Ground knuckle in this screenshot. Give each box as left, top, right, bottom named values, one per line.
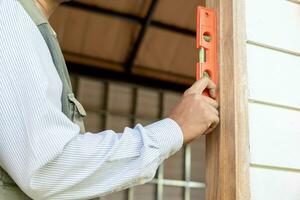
left=201, top=76, right=209, bottom=82
left=203, top=107, right=211, bottom=118
left=212, top=99, right=218, bottom=105
left=195, top=93, right=203, bottom=101
left=213, top=117, right=220, bottom=126
left=191, top=93, right=201, bottom=101
left=184, top=89, right=191, bottom=96
left=199, top=102, right=208, bottom=112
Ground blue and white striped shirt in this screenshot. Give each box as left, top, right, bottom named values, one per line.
left=0, top=0, right=183, bottom=199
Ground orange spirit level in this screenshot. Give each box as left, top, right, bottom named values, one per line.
left=196, top=6, right=218, bottom=97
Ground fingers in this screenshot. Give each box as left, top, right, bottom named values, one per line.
left=184, top=77, right=217, bottom=98
left=204, top=126, right=215, bottom=135
left=211, top=115, right=219, bottom=130
left=203, top=103, right=219, bottom=135
left=207, top=104, right=219, bottom=116
left=204, top=115, right=219, bottom=135
left=203, top=96, right=219, bottom=109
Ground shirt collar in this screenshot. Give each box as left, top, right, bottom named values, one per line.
left=19, top=0, right=48, bottom=26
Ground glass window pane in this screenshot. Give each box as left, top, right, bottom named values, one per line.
left=163, top=186, right=183, bottom=200
left=67, top=75, right=207, bottom=200
left=136, top=88, right=160, bottom=119
left=101, top=190, right=127, bottom=200
left=77, top=77, right=105, bottom=110
left=107, top=83, right=133, bottom=115
left=191, top=188, right=205, bottom=200
left=135, top=118, right=156, bottom=127
left=190, top=136, right=205, bottom=182
left=162, top=92, right=181, bottom=118
left=105, top=114, right=131, bottom=132
left=134, top=183, right=156, bottom=200
left=164, top=149, right=184, bottom=180
left=84, top=112, right=103, bottom=133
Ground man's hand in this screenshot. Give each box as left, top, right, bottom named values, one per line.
left=169, top=77, right=219, bottom=143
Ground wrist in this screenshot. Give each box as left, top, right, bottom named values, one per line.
left=168, top=116, right=189, bottom=144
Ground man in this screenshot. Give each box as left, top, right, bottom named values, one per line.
left=0, top=0, right=219, bottom=199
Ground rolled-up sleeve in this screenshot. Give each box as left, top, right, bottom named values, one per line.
left=0, top=1, right=183, bottom=199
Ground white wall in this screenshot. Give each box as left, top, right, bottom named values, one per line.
left=245, top=0, right=300, bottom=199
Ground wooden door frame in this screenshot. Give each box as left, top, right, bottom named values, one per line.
left=205, top=0, right=250, bottom=199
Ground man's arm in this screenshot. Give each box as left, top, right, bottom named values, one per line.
left=0, top=1, right=218, bottom=199
left=0, top=1, right=183, bottom=199
left=29, top=120, right=182, bottom=199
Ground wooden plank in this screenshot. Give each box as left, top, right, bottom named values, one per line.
left=249, top=102, right=300, bottom=169
left=250, top=167, right=300, bottom=200
left=247, top=44, right=300, bottom=109
left=205, top=0, right=250, bottom=199
left=246, top=0, right=300, bottom=54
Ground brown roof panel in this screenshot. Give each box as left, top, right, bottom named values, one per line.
left=50, top=1, right=200, bottom=86
left=153, top=0, right=205, bottom=30
left=81, top=12, right=140, bottom=63
left=75, top=0, right=151, bottom=17
left=135, top=27, right=196, bottom=77
left=51, top=6, right=141, bottom=63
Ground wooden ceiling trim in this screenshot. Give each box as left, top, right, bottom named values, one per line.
left=64, top=51, right=194, bottom=87
left=64, top=51, right=124, bottom=72
left=64, top=1, right=196, bottom=36
left=132, top=66, right=194, bottom=86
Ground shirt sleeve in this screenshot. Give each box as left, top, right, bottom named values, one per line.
left=30, top=119, right=183, bottom=200
left=0, top=1, right=183, bottom=200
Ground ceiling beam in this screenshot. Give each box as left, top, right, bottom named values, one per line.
left=124, top=0, right=158, bottom=72
left=64, top=1, right=196, bottom=36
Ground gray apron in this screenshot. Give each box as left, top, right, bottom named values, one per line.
left=0, top=0, right=87, bottom=199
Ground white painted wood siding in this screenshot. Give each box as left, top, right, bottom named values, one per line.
left=249, top=102, right=300, bottom=169
left=250, top=167, right=300, bottom=200
left=246, top=0, right=300, bottom=54
left=245, top=0, right=300, bottom=199
left=247, top=44, right=300, bottom=109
